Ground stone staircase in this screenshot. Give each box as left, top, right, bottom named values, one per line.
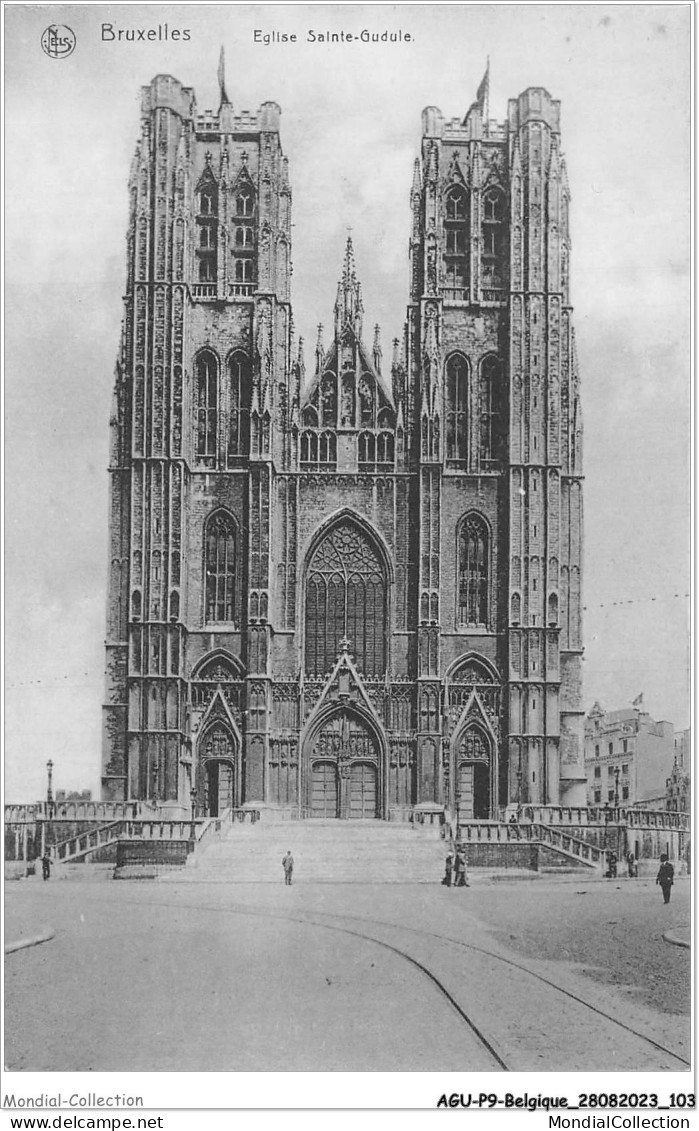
left=176, top=819, right=448, bottom=884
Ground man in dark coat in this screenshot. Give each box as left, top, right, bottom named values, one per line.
left=282, top=850, right=294, bottom=886
left=454, top=848, right=469, bottom=887
left=656, top=854, right=674, bottom=904
left=41, top=852, right=51, bottom=881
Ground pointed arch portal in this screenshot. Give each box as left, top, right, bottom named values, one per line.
left=454, top=725, right=492, bottom=820
left=196, top=723, right=239, bottom=817
left=304, top=708, right=383, bottom=819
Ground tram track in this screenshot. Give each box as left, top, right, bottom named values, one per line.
left=94, top=890, right=689, bottom=1071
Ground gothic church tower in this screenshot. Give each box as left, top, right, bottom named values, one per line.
left=102, top=68, right=584, bottom=817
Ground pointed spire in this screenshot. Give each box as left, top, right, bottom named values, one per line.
left=334, top=237, right=364, bottom=336
left=342, top=235, right=356, bottom=285
left=297, top=336, right=306, bottom=380
left=315, top=324, right=325, bottom=374
left=217, top=46, right=231, bottom=108
left=392, top=337, right=400, bottom=369
left=372, top=325, right=382, bottom=373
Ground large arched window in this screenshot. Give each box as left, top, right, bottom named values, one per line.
left=228, top=352, right=252, bottom=458
left=305, top=521, right=387, bottom=676
left=479, top=354, right=501, bottom=465
left=196, top=351, right=218, bottom=460
left=205, top=512, right=236, bottom=623
left=457, top=514, right=490, bottom=626
left=445, top=353, right=469, bottom=463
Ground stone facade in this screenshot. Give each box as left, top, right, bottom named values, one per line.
left=101, top=72, right=585, bottom=819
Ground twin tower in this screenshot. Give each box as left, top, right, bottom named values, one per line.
left=102, top=70, right=585, bottom=821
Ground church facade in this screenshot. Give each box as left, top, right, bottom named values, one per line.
left=101, top=70, right=585, bottom=820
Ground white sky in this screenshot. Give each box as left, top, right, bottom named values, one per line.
left=4, top=3, right=691, bottom=802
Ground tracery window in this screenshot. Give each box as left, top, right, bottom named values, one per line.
left=444, top=186, right=469, bottom=298
left=228, top=352, right=252, bottom=458
left=235, top=226, right=254, bottom=248
left=205, top=512, right=236, bottom=623
left=301, top=431, right=337, bottom=469
left=457, top=514, right=490, bottom=626
left=236, top=189, right=254, bottom=217
left=235, top=258, right=254, bottom=283
left=321, top=373, right=338, bottom=426
left=479, top=355, right=501, bottom=464
left=196, top=351, right=218, bottom=460
left=196, top=183, right=218, bottom=285
left=199, top=187, right=217, bottom=216
left=481, top=188, right=507, bottom=287
left=445, top=353, right=469, bottom=463
left=305, top=521, right=387, bottom=676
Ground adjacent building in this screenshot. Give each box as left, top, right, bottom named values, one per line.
left=584, top=701, right=677, bottom=810
left=101, top=67, right=585, bottom=819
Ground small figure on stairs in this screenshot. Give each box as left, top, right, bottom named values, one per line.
left=282, top=850, right=294, bottom=886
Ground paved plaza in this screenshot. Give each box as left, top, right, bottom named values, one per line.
left=4, top=873, right=690, bottom=1072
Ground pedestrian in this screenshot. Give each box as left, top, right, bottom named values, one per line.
left=626, top=851, right=636, bottom=878
left=606, top=851, right=617, bottom=879
left=508, top=813, right=521, bottom=840
left=454, top=847, right=469, bottom=887
left=282, top=850, right=294, bottom=886
left=41, top=852, right=51, bottom=881
left=442, top=851, right=453, bottom=886
left=656, top=854, right=674, bottom=904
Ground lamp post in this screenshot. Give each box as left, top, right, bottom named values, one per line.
left=44, top=759, right=54, bottom=859
left=614, top=766, right=622, bottom=859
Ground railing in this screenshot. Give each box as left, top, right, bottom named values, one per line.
left=481, top=288, right=507, bottom=304
left=5, top=801, right=155, bottom=823
left=228, top=283, right=254, bottom=298
left=53, top=821, right=123, bottom=863
left=531, top=823, right=603, bottom=868
left=51, top=818, right=211, bottom=863
left=456, top=820, right=602, bottom=868
left=191, top=283, right=217, bottom=298
left=441, top=287, right=469, bottom=303
left=519, top=804, right=689, bottom=832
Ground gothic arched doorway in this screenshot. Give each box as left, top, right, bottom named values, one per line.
left=454, top=726, right=491, bottom=820
left=305, top=709, right=382, bottom=819
left=197, top=724, right=237, bottom=817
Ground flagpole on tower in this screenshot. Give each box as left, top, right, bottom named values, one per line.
left=485, top=56, right=490, bottom=124
left=218, top=45, right=230, bottom=109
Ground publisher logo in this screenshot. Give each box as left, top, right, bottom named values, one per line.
left=41, top=25, right=76, bottom=59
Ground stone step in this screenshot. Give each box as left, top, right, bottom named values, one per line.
left=190, top=820, right=447, bottom=882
